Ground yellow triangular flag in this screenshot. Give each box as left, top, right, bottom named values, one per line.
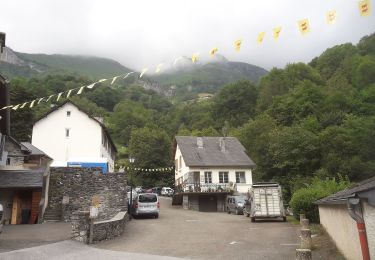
left=37, top=98, right=44, bottom=104
left=192, top=53, right=199, bottom=63
left=77, top=86, right=84, bottom=95
left=139, top=68, right=148, bottom=78
left=46, top=95, right=54, bottom=102
left=209, top=47, right=218, bottom=57
left=111, top=76, right=119, bottom=85
left=29, top=100, right=36, bottom=108
left=257, top=32, right=266, bottom=44
left=66, top=89, right=73, bottom=98
left=87, top=83, right=96, bottom=89
left=234, top=40, right=242, bottom=52
left=97, top=79, right=107, bottom=83
left=12, top=104, right=20, bottom=110
left=123, top=72, right=134, bottom=79
left=359, top=0, right=371, bottom=16
left=155, top=63, right=163, bottom=73
left=273, top=27, right=282, bottom=40
left=298, top=19, right=311, bottom=35
left=20, top=102, right=28, bottom=109
left=326, top=10, right=337, bottom=24
left=56, top=92, right=63, bottom=102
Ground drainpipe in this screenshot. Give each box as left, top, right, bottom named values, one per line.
left=347, top=198, right=370, bottom=260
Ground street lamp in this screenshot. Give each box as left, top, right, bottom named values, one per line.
left=128, top=156, right=135, bottom=220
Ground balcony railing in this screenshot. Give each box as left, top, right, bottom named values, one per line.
left=176, top=183, right=232, bottom=193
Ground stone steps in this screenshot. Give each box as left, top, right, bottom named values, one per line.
left=43, top=208, right=62, bottom=221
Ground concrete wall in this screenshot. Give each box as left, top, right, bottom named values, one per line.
left=318, top=204, right=362, bottom=260
left=363, top=201, right=375, bottom=259
left=47, top=167, right=127, bottom=222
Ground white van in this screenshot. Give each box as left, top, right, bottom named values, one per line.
left=132, top=193, right=160, bottom=218
left=161, top=187, right=173, bottom=196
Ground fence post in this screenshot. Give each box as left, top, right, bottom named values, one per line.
left=296, top=249, right=312, bottom=260
left=300, top=228, right=313, bottom=250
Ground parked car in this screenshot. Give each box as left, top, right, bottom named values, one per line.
left=135, top=186, right=144, bottom=193
left=161, top=187, right=174, bottom=196
left=152, top=187, right=162, bottom=195
left=247, top=182, right=286, bottom=222
left=132, top=193, right=160, bottom=218
left=226, top=195, right=246, bottom=215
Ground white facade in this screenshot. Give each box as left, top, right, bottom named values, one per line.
left=174, top=144, right=253, bottom=194
left=32, top=102, right=115, bottom=172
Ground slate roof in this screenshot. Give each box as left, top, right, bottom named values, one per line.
left=175, top=136, right=256, bottom=168
left=315, top=176, right=375, bottom=205
left=21, top=142, right=51, bottom=158
left=0, top=168, right=45, bottom=188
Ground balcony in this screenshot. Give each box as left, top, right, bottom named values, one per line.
left=176, top=183, right=232, bottom=193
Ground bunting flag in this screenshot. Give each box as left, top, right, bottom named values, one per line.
left=326, top=10, right=337, bottom=24
left=12, top=104, right=20, bottom=110
left=191, top=53, right=199, bottom=63
left=139, top=68, right=148, bottom=78
left=273, top=27, right=282, bottom=40
left=46, top=95, right=54, bottom=102
left=359, top=0, right=371, bottom=16
left=209, top=47, right=218, bottom=57
left=97, top=79, right=107, bottom=83
left=123, top=72, right=134, bottom=79
left=29, top=100, right=36, bottom=108
left=111, top=76, right=119, bottom=85
left=298, top=19, right=311, bottom=35
left=155, top=63, right=163, bottom=73
left=20, top=102, right=28, bottom=109
left=37, top=97, right=44, bottom=104
left=56, top=92, right=63, bottom=102
left=77, top=86, right=85, bottom=95
left=66, top=89, right=73, bottom=98
left=234, top=39, right=242, bottom=52
left=87, top=83, right=96, bottom=89
left=257, top=32, right=266, bottom=44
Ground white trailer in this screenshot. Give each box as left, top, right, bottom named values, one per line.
left=247, top=182, right=286, bottom=222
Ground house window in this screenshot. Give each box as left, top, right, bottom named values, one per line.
left=236, top=172, right=246, bottom=183
left=65, top=128, right=70, bottom=138
left=219, top=172, right=229, bottom=183
left=67, top=111, right=71, bottom=117
left=204, top=171, right=212, bottom=183
left=6, top=157, right=11, bottom=165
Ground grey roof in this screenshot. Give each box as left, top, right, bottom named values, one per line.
left=315, top=176, right=375, bottom=205
left=175, top=136, right=256, bottom=168
left=0, top=169, right=45, bottom=188
left=21, top=142, right=51, bottom=158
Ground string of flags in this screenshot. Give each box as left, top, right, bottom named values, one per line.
left=0, top=0, right=371, bottom=112
left=116, top=165, right=174, bottom=172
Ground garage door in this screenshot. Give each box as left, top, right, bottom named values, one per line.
left=199, top=195, right=217, bottom=212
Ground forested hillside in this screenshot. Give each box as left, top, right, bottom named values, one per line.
left=5, top=33, right=375, bottom=196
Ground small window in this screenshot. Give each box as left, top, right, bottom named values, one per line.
left=65, top=128, right=70, bottom=137
left=219, top=172, right=229, bottom=183
left=236, top=172, right=246, bottom=183
left=67, top=111, right=71, bottom=117
left=6, top=158, right=11, bottom=165
left=204, top=171, right=212, bottom=183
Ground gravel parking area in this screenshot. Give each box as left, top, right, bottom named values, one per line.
left=97, top=197, right=300, bottom=259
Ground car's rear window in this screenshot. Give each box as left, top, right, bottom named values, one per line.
left=138, top=194, right=157, bottom=203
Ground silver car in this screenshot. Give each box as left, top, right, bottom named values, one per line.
left=226, top=195, right=246, bottom=215
left=132, top=193, right=160, bottom=218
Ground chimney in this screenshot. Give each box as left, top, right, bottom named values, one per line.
left=197, top=137, right=203, bottom=149
left=0, top=32, right=10, bottom=136
left=219, top=137, right=226, bottom=152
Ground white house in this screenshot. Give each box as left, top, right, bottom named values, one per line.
left=174, top=136, right=256, bottom=212
left=32, top=101, right=116, bottom=173
left=316, top=177, right=375, bottom=260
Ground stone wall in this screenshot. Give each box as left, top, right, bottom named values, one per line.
left=93, top=212, right=127, bottom=242
left=48, top=167, right=127, bottom=222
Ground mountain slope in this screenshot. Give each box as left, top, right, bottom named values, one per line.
left=0, top=47, right=131, bottom=79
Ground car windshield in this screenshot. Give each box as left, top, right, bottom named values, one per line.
left=138, top=194, right=157, bottom=203
left=237, top=197, right=246, bottom=203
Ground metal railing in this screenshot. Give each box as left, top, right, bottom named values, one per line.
left=176, top=183, right=232, bottom=193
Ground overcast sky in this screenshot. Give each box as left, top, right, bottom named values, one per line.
left=1, top=0, right=375, bottom=71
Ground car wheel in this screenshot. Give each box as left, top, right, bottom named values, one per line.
left=227, top=207, right=231, bottom=214
left=251, top=217, right=255, bottom=222
left=155, top=214, right=159, bottom=219
left=246, top=213, right=250, bottom=217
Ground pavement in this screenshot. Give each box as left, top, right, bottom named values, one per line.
left=96, top=197, right=300, bottom=259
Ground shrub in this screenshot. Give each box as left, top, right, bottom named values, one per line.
left=290, top=175, right=350, bottom=223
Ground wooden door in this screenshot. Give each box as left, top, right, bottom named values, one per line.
left=11, top=194, right=21, bottom=224
left=30, top=190, right=41, bottom=224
